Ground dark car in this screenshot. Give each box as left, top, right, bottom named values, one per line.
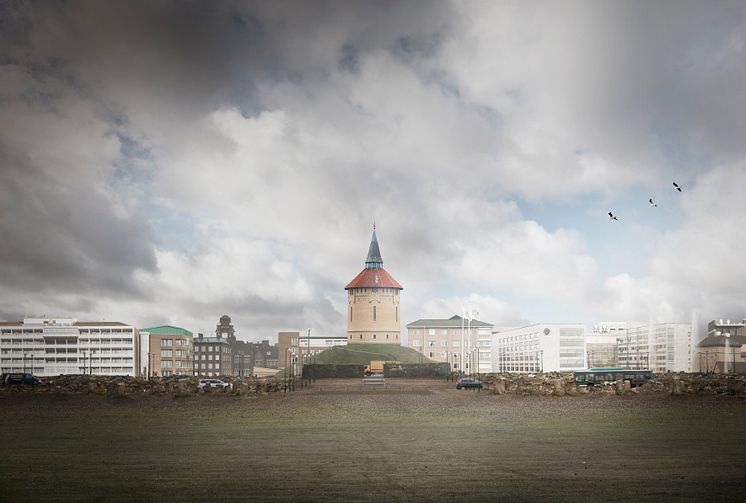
left=456, top=378, right=483, bottom=390
left=1, top=373, right=42, bottom=385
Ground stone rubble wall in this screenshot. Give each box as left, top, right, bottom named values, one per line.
left=480, top=372, right=746, bottom=396
left=0, top=376, right=282, bottom=397
left=1, top=373, right=744, bottom=397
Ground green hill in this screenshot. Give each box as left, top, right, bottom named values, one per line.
left=313, top=344, right=431, bottom=365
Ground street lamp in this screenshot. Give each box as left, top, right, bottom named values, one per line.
left=539, top=350, right=544, bottom=373
left=716, top=331, right=732, bottom=374
left=147, top=352, right=154, bottom=379
left=473, top=346, right=479, bottom=379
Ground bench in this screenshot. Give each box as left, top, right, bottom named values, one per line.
left=362, top=377, right=386, bottom=387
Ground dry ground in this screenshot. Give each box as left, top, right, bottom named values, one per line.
left=1, top=379, right=744, bottom=502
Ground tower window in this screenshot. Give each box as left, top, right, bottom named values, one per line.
left=372, top=288, right=377, bottom=293
left=349, top=307, right=352, bottom=322
left=373, top=334, right=376, bottom=339
left=360, top=334, right=363, bottom=339
left=373, top=306, right=376, bottom=321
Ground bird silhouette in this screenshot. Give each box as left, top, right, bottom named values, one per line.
left=608, top=212, right=618, bottom=221
left=673, top=182, right=682, bottom=192
left=649, top=198, right=657, bottom=207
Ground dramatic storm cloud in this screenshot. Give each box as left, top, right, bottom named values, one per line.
left=2, top=0, right=745, bottom=339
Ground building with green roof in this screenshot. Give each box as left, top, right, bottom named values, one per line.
left=140, top=325, right=194, bottom=377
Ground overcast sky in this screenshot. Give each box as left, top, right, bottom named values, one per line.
left=2, top=1, right=746, bottom=341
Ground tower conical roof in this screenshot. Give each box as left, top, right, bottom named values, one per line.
left=345, top=226, right=402, bottom=290
left=365, top=229, right=383, bottom=268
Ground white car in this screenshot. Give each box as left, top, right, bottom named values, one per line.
left=198, top=378, right=232, bottom=390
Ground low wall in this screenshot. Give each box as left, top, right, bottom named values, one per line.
left=480, top=372, right=746, bottom=396
left=0, top=375, right=282, bottom=397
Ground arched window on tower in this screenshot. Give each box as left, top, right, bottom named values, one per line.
left=349, top=307, right=352, bottom=322
left=373, top=306, right=376, bottom=321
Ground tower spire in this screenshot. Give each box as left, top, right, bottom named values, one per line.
left=365, top=226, right=383, bottom=269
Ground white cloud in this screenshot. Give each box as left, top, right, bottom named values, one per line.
left=3, top=1, right=746, bottom=340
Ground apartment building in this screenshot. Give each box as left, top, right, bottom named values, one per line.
left=193, top=333, right=233, bottom=377
left=406, top=315, right=494, bottom=372
left=0, top=317, right=138, bottom=376
left=140, top=325, right=194, bottom=377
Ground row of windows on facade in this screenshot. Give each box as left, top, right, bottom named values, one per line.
left=2, top=348, right=132, bottom=355
left=409, top=329, right=479, bottom=336
left=422, top=351, right=491, bottom=358
left=194, top=354, right=225, bottom=361
left=412, top=340, right=490, bottom=348
left=194, top=363, right=222, bottom=370
left=193, top=345, right=231, bottom=353
left=0, top=366, right=135, bottom=373
left=1, top=357, right=134, bottom=364
left=159, top=360, right=189, bottom=368
left=0, top=328, right=134, bottom=334
left=347, top=333, right=399, bottom=340
left=159, top=350, right=190, bottom=357
left=159, top=339, right=191, bottom=347
left=349, top=306, right=399, bottom=322
left=1, top=338, right=133, bottom=345
left=351, top=288, right=399, bottom=294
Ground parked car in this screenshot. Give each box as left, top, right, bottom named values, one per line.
left=197, top=378, right=232, bottom=390
left=1, top=373, right=41, bottom=385
left=456, top=378, right=483, bottom=390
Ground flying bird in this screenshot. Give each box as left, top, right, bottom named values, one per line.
left=649, top=198, right=657, bottom=207
left=673, top=182, right=682, bottom=192
left=608, top=212, right=618, bottom=221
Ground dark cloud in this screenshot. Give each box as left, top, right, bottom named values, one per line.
left=0, top=134, right=157, bottom=295
left=3, top=0, right=746, bottom=337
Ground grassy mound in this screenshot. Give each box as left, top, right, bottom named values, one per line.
left=313, top=344, right=431, bottom=365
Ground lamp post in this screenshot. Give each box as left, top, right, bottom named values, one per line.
left=460, top=314, right=465, bottom=377
left=473, top=346, right=479, bottom=379
left=539, top=350, right=544, bottom=373
left=284, top=349, right=289, bottom=393
left=445, top=351, right=450, bottom=381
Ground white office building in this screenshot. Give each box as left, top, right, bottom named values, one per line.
left=615, top=322, right=692, bottom=372
left=493, top=324, right=586, bottom=373
left=0, top=318, right=139, bottom=376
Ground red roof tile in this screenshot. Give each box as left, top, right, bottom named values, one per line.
left=345, top=268, right=403, bottom=290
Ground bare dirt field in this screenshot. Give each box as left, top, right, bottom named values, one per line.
left=1, top=379, right=744, bottom=502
